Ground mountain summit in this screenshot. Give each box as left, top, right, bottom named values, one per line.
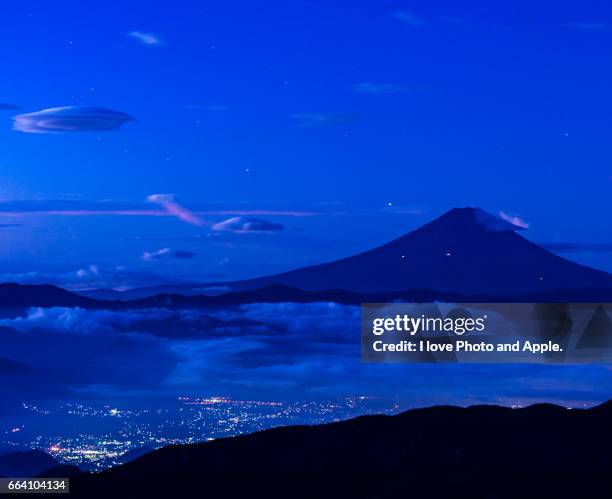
left=226, top=207, right=612, bottom=295
left=439, top=207, right=527, bottom=232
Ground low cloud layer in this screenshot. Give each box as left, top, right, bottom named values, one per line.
left=0, top=303, right=360, bottom=397
left=212, top=216, right=284, bottom=233
left=13, top=106, right=134, bottom=133
left=1, top=303, right=610, bottom=411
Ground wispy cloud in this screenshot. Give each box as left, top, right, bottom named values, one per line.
left=212, top=217, right=284, bottom=233
left=0, top=199, right=316, bottom=219
left=290, top=113, right=365, bottom=127
left=392, top=10, right=428, bottom=27
left=354, top=83, right=412, bottom=95
left=13, top=106, right=133, bottom=134
left=141, top=248, right=197, bottom=262
left=498, top=211, right=530, bottom=229
left=147, top=194, right=206, bottom=227
left=127, top=31, right=163, bottom=45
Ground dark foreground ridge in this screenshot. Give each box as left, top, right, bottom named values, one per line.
left=71, top=400, right=612, bottom=499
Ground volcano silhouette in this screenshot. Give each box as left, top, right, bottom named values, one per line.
left=225, top=207, right=612, bottom=295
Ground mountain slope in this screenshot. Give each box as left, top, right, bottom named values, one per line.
left=223, top=207, right=612, bottom=294
left=72, top=400, right=612, bottom=498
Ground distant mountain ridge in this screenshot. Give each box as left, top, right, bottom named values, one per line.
left=79, top=207, right=612, bottom=299
left=1, top=208, right=612, bottom=307
left=71, top=400, right=612, bottom=498
left=0, top=283, right=97, bottom=309
left=1, top=282, right=612, bottom=313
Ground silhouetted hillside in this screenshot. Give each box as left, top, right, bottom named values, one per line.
left=2, top=282, right=612, bottom=315
left=79, top=446, right=155, bottom=472
left=37, top=464, right=82, bottom=478
left=71, top=400, right=612, bottom=498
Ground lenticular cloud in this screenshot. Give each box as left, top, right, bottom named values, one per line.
left=13, top=106, right=134, bottom=133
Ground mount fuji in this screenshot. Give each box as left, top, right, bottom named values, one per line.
left=219, top=207, right=612, bottom=296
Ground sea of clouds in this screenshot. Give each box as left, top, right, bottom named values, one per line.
left=1, top=303, right=611, bottom=411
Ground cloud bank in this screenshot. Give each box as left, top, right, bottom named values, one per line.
left=13, top=106, right=134, bottom=133
left=2, top=303, right=610, bottom=409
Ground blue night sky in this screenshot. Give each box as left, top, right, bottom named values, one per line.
left=0, top=0, right=611, bottom=289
